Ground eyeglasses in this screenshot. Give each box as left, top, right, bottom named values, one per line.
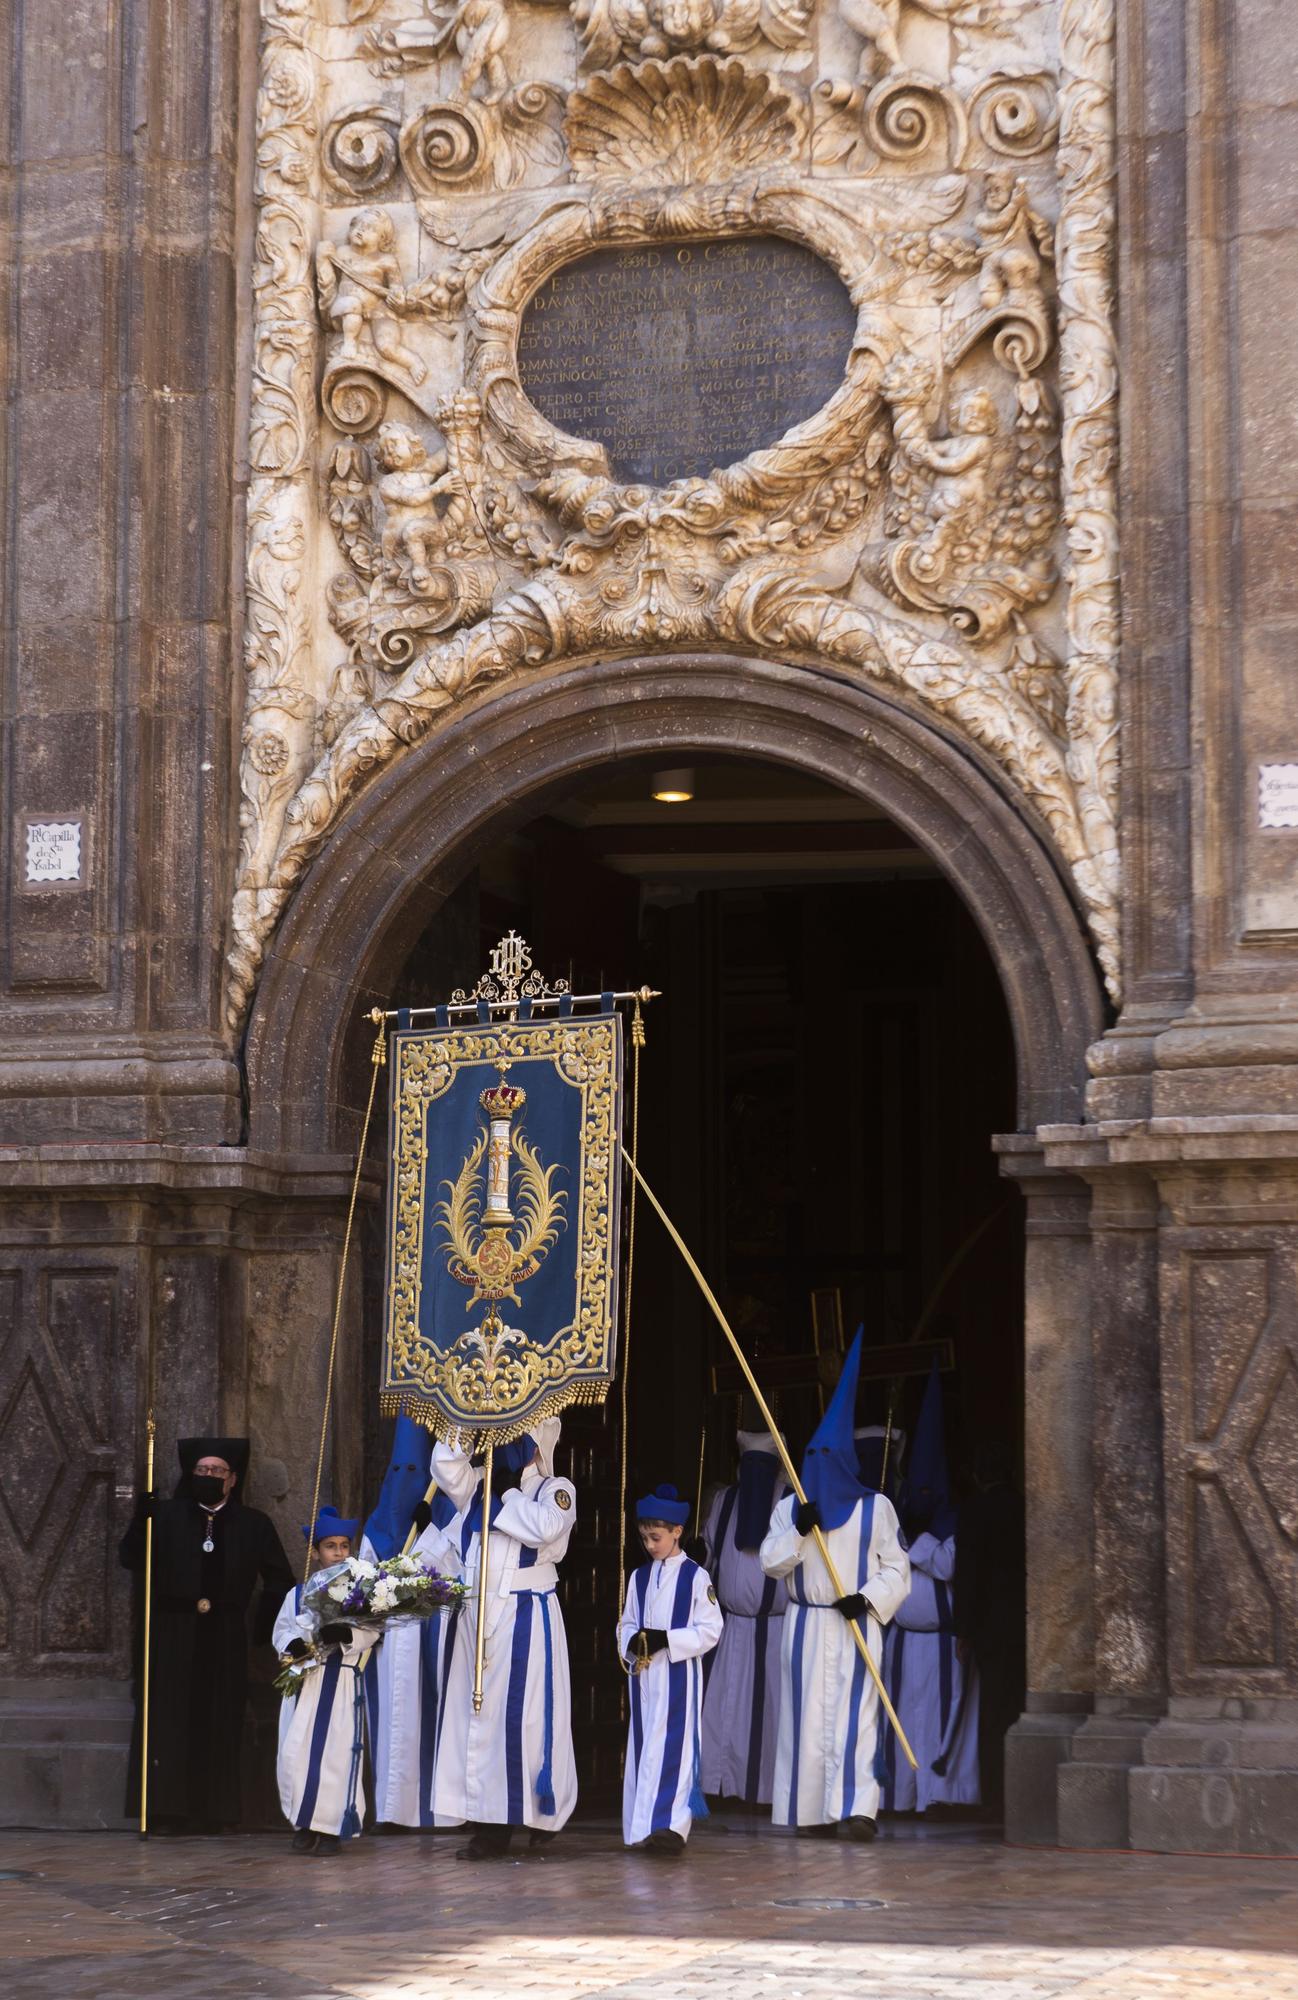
left=195, top=1462, right=231, bottom=1477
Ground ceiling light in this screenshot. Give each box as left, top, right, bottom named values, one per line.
left=651, top=766, right=695, bottom=804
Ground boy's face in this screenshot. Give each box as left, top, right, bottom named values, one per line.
left=316, top=1534, right=351, bottom=1565
left=638, top=1520, right=682, bottom=1561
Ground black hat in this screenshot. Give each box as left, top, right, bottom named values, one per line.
left=178, top=1437, right=250, bottom=1488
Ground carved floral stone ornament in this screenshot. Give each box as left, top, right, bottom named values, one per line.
left=230, top=0, right=1118, bottom=1027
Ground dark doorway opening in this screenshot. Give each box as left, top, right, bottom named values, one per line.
left=382, top=753, right=1022, bottom=1807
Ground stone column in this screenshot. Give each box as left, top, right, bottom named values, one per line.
left=997, top=1140, right=1096, bottom=1843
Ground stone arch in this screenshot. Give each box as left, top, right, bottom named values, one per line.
left=245, top=652, right=1105, bottom=1153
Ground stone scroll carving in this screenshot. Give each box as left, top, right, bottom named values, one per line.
left=230, top=0, right=1119, bottom=1028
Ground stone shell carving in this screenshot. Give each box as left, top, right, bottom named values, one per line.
left=566, top=58, right=806, bottom=181
left=229, top=0, right=1120, bottom=1028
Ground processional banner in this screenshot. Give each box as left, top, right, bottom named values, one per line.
left=381, top=1010, right=623, bottom=1445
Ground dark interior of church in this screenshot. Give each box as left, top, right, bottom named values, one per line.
left=370, top=753, right=1023, bottom=1804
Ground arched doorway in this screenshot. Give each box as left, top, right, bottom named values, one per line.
left=245, top=651, right=1105, bottom=1820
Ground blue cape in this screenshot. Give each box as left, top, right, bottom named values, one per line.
left=800, top=1326, right=872, bottom=1530
left=363, top=1412, right=432, bottom=1561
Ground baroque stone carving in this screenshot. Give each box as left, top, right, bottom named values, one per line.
left=228, top=0, right=1121, bottom=1029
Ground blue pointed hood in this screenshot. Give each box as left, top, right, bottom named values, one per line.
left=906, top=1358, right=955, bottom=1538
left=800, top=1326, right=871, bottom=1530
left=363, top=1412, right=433, bottom=1560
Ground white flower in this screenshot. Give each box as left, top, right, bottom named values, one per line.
left=370, top=1578, right=398, bottom=1613
left=328, top=1577, right=350, bottom=1601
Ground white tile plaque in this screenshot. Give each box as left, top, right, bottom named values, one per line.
left=1258, top=765, right=1298, bottom=830
left=24, top=819, right=83, bottom=884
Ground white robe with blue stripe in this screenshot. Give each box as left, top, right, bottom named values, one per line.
left=431, top=1443, right=578, bottom=1833
left=881, top=1531, right=980, bottom=1812
left=619, top=1553, right=724, bottom=1845
left=760, top=1492, right=910, bottom=1827
left=366, top=1517, right=465, bottom=1827
left=273, top=1586, right=377, bottom=1838
left=700, top=1479, right=788, bottom=1804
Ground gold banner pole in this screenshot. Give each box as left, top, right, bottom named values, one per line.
left=139, top=1408, right=156, bottom=1838
left=472, top=1442, right=494, bottom=1714
left=624, top=1148, right=917, bottom=1771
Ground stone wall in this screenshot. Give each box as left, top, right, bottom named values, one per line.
left=1, top=0, right=1297, bottom=1852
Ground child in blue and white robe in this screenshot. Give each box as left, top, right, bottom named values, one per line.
left=619, top=1484, right=724, bottom=1854
left=273, top=1507, right=377, bottom=1856
left=431, top=1419, right=578, bottom=1858
left=760, top=1330, right=911, bottom=1840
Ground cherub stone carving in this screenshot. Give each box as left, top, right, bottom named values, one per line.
left=366, top=0, right=511, bottom=100
left=838, top=0, right=1037, bottom=82
left=891, top=376, right=1002, bottom=570
left=374, top=421, right=466, bottom=593
left=975, top=170, right=1054, bottom=312
left=864, top=352, right=1058, bottom=646
left=316, top=209, right=427, bottom=383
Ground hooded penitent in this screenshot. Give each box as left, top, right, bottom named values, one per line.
left=735, top=1429, right=783, bottom=1551
left=798, top=1325, right=872, bottom=1531
left=854, top=1425, right=906, bottom=1505
left=905, top=1359, right=956, bottom=1539
left=364, top=1412, right=449, bottom=1559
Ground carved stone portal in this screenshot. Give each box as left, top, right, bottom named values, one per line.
left=233, top=0, right=1118, bottom=1028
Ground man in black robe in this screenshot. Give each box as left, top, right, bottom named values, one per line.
left=120, top=1435, right=294, bottom=1833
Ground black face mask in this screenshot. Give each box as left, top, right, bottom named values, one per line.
left=193, top=1475, right=227, bottom=1508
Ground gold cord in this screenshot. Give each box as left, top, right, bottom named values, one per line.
left=615, top=998, right=644, bottom=1681
left=303, top=1013, right=387, bottom=1587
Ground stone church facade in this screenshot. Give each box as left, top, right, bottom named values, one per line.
left=1, top=0, right=1296, bottom=1851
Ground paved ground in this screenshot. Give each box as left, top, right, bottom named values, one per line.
left=4, top=1817, right=1298, bottom=2000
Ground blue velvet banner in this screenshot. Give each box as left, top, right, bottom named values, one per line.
left=381, top=1012, right=623, bottom=1444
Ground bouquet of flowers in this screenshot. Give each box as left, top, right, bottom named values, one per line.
left=275, top=1553, right=466, bottom=1697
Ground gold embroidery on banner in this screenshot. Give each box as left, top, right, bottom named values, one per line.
left=385, top=1017, right=619, bottom=1439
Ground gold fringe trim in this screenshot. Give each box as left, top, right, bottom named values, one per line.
left=379, top=1378, right=610, bottom=1453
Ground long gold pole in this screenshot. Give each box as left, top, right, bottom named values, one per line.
left=472, top=1442, right=494, bottom=1714
left=694, top=1424, right=707, bottom=1539
left=623, top=1149, right=917, bottom=1770
left=139, top=1408, right=156, bottom=1838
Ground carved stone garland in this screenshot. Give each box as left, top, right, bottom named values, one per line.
left=228, top=0, right=1120, bottom=1031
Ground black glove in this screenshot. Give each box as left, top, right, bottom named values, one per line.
left=794, top=1499, right=822, bottom=1536
left=411, top=1499, right=432, bottom=1534
left=684, top=1536, right=707, bottom=1566
left=834, top=1592, right=868, bottom=1622
left=318, top=1622, right=353, bottom=1647
left=284, top=1637, right=311, bottom=1661
left=135, top=1491, right=158, bottom=1521
left=635, top=1628, right=669, bottom=1658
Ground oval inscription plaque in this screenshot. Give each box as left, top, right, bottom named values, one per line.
left=516, top=236, right=858, bottom=487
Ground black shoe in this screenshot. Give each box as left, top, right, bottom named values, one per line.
left=313, top=1834, right=342, bottom=1857
left=528, top=1829, right=557, bottom=1849
left=645, top=1829, right=685, bottom=1855
left=838, top=1815, right=877, bottom=1843
left=456, top=1827, right=512, bottom=1860
left=291, top=1829, right=318, bottom=1854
